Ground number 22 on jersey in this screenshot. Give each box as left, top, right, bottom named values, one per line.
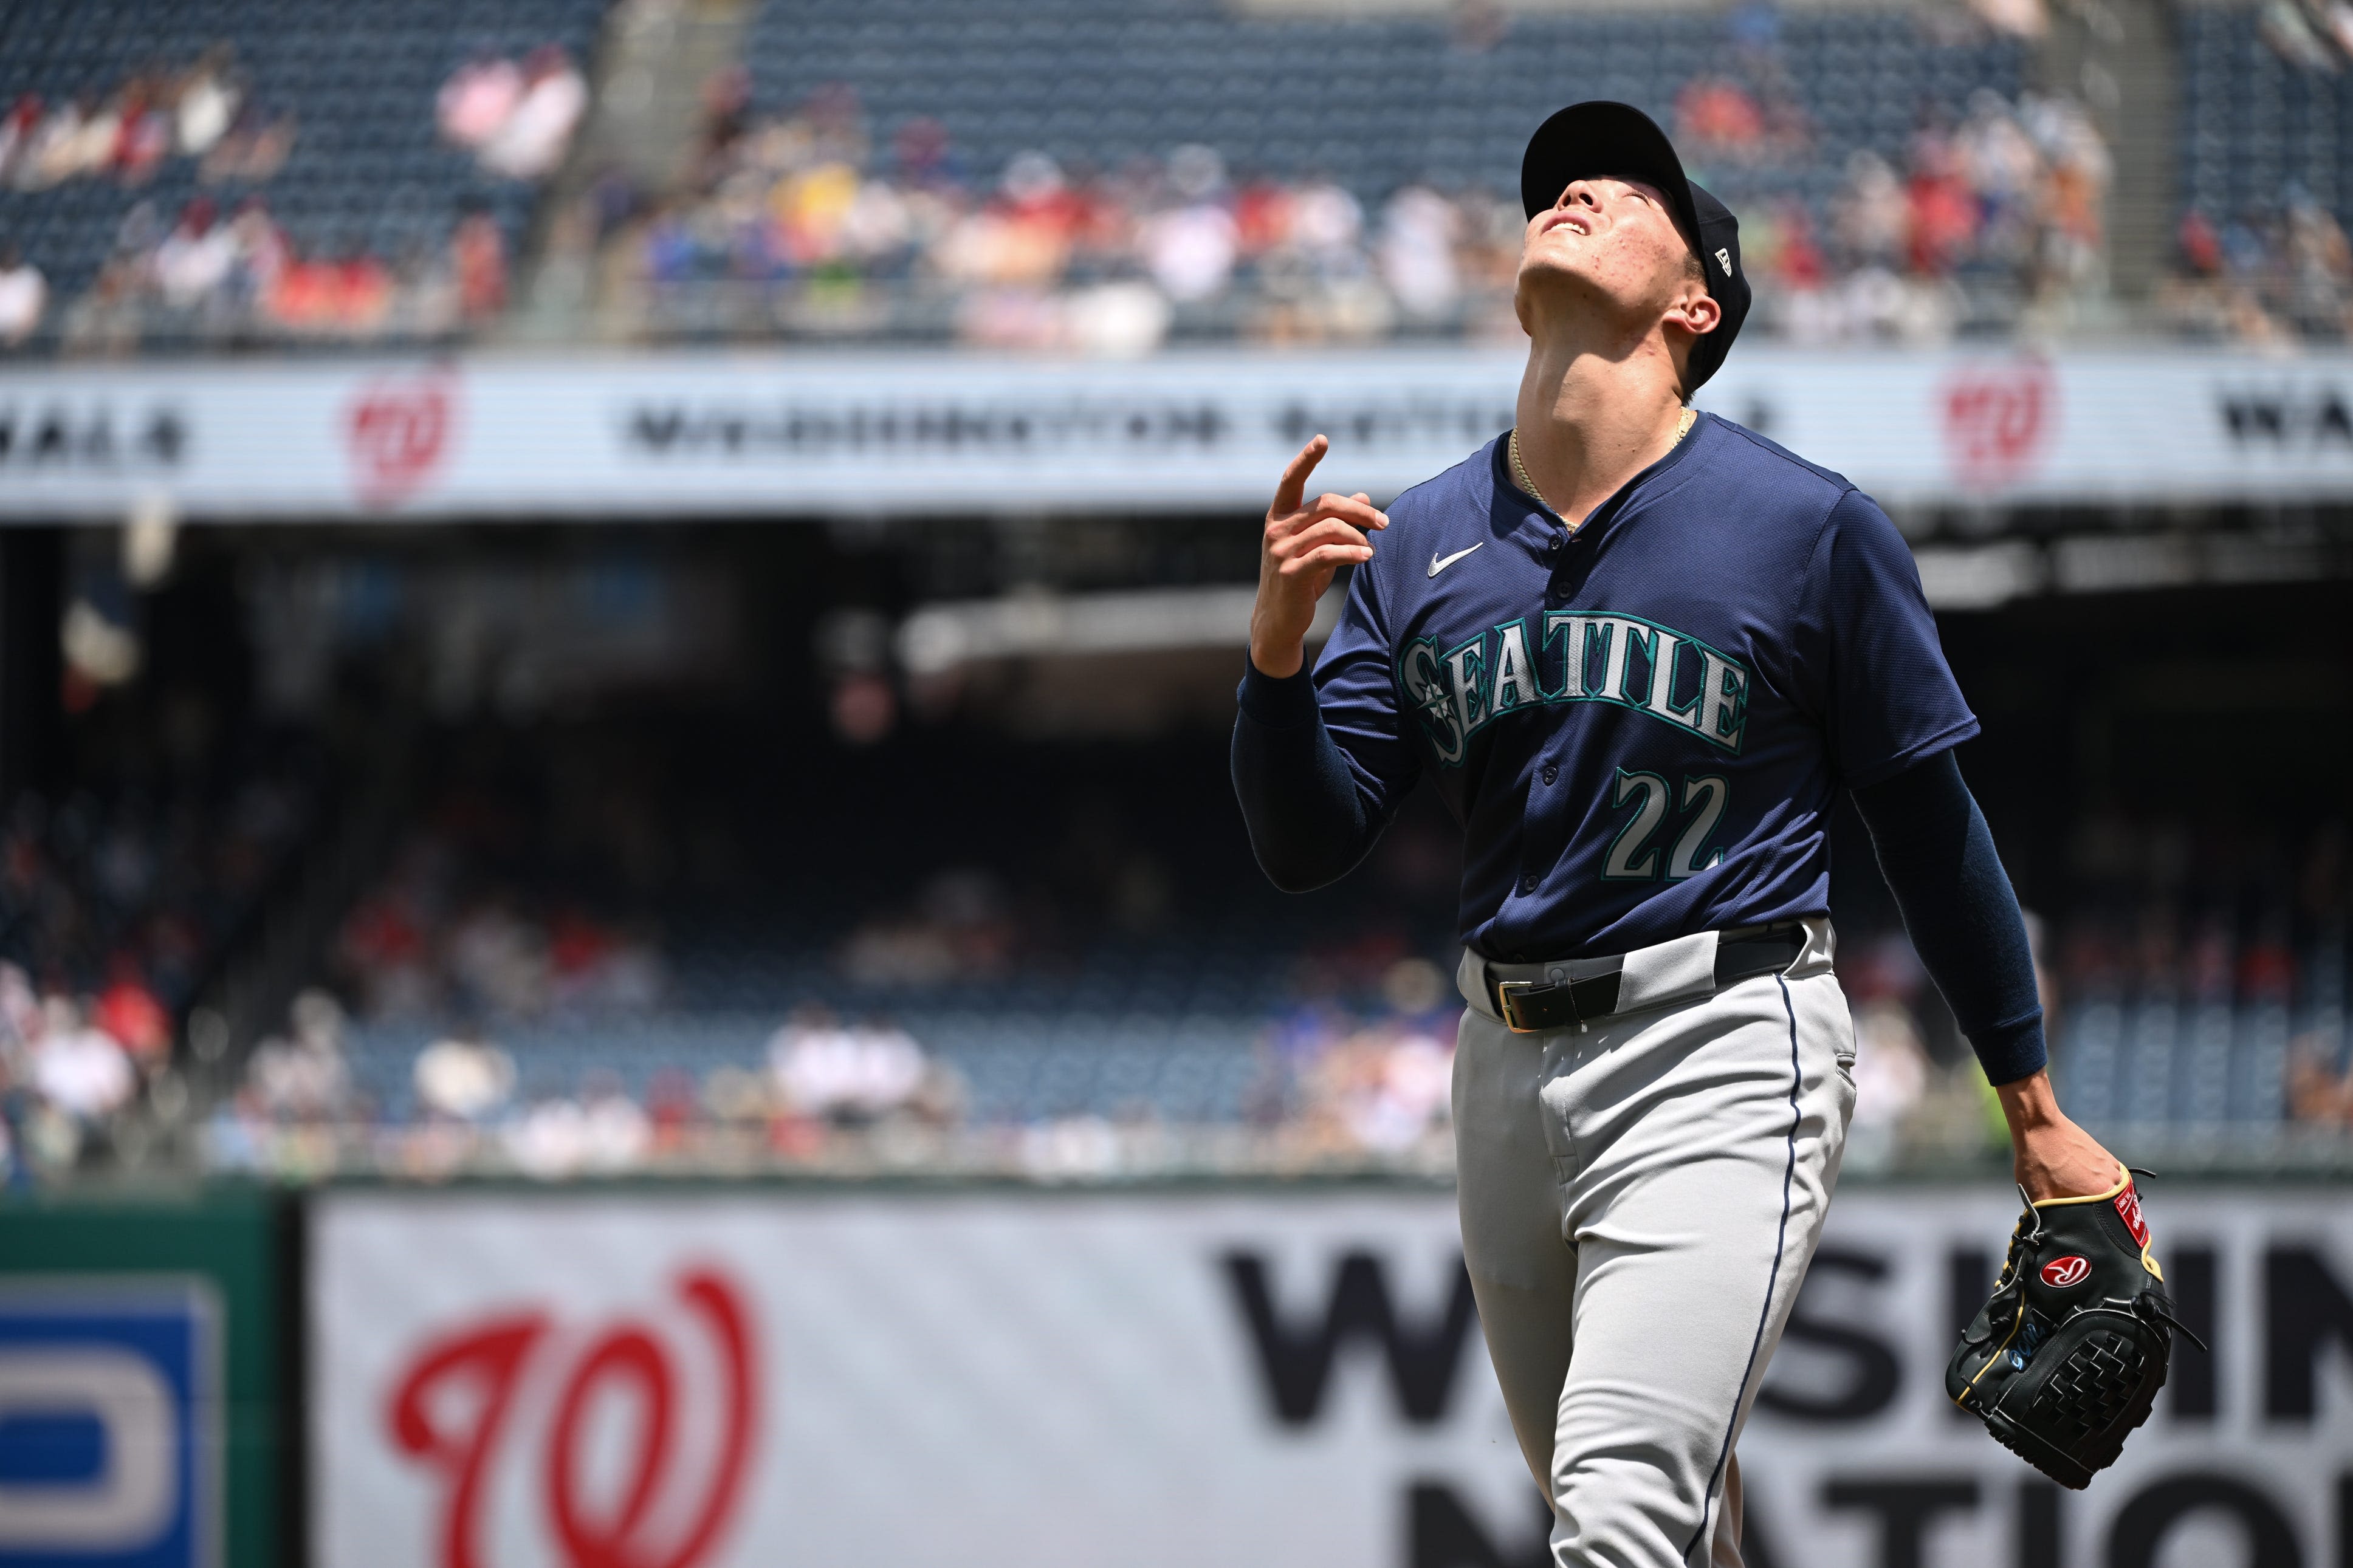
left=1602, top=771, right=1730, bottom=882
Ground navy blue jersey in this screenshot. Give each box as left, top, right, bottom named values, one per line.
left=1305, top=413, right=1976, bottom=962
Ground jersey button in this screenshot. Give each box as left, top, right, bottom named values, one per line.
left=1541, top=764, right=1559, bottom=785
left=1519, top=873, right=1539, bottom=894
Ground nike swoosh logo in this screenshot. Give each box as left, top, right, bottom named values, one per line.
left=1428, top=543, right=1483, bottom=578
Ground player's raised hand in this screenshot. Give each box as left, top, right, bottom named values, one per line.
left=1249, top=435, right=1387, bottom=678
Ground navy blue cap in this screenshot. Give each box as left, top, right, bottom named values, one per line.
left=1520, top=100, right=1749, bottom=391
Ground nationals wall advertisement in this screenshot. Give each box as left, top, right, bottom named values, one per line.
left=309, top=1185, right=2352, bottom=1568
left=9, top=348, right=2353, bottom=519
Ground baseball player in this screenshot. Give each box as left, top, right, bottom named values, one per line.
left=1232, top=101, right=2127, bottom=1566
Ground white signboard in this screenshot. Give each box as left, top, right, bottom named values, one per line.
left=311, top=1185, right=2351, bottom=1568
left=6, top=348, right=2353, bottom=518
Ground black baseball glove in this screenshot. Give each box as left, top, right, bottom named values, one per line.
left=1945, top=1168, right=2204, bottom=1490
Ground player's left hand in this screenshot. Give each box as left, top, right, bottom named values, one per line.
left=1996, top=1069, right=2121, bottom=1201
left=1945, top=1159, right=2194, bottom=1490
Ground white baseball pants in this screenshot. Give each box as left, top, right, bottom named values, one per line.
left=1451, top=917, right=1855, bottom=1568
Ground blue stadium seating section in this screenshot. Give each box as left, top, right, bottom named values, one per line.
left=2180, top=4, right=2353, bottom=228
left=2054, top=934, right=2347, bottom=1131
left=332, top=914, right=2352, bottom=1132
left=0, top=0, right=2046, bottom=349
left=343, top=919, right=1330, bottom=1125
left=349, top=1011, right=1274, bottom=1126
left=2058, top=996, right=2295, bottom=1128
left=0, top=0, right=609, bottom=346
left=745, top=0, right=2025, bottom=232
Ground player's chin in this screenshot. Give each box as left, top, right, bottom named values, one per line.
left=1513, top=255, right=1607, bottom=311
left=1518, top=234, right=1586, bottom=276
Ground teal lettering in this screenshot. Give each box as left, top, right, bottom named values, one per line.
left=1593, top=617, right=1647, bottom=702
left=1542, top=612, right=1591, bottom=699
left=1491, top=622, right=1536, bottom=715
left=1405, top=612, right=1750, bottom=767
left=1443, top=637, right=1488, bottom=739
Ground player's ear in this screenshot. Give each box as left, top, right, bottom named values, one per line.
left=1671, top=289, right=1722, bottom=340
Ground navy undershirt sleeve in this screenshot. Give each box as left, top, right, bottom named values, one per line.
left=1232, top=556, right=1421, bottom=894
left=1231, top=661, right=1380, bottom=892
left=1849, top=749, right=2049, bottom=1085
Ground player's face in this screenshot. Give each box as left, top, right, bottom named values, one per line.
left=1516, top=176, right=1714, bottom=347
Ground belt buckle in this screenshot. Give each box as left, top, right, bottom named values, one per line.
left=1494, top=979, right=1570, bottom=1035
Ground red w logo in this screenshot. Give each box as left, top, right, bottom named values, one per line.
left=1941, top=357, right=2055, bottom=492
left=346, top=373, right=457, bottom=507
left=386, top=1268, right=760, bottom=1568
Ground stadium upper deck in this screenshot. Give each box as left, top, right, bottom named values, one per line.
left=0, top=0, right=2346, bottom=354
left=0, top=0, right=603, bottom=351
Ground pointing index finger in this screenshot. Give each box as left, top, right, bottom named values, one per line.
left=1271, top=435, right=1328, bottom=518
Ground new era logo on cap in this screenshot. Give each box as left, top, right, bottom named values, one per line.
left=1716, top=248, right=1733, bottom=277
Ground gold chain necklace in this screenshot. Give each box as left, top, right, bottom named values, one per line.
left=1511, top=406, right=1697, bottom=520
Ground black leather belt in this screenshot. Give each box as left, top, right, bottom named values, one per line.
left=1488, top=921, right=1807, bottom=1035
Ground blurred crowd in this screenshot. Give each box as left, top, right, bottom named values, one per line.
left=1, top=41, right=582, bottom=349
left=1249, top=953, right=1459, bottom=1164
left=0, top=960, right=174, bottom=1182
left=2252, top=0, right=2353, bottom=75
left=2160, top=198, right=2353, bottom=345
left=70, top=18, right=2353, bottom=352
left=2053, top=813, right=2352, bottom=1132
left=207, top=794, right=687, bottom=1180
left=0, top=763, right=319, bottom=1180
left=53, top=193, right=511, bottom=351
left=435, top=45, right=587, bottom=183
left=9, top=693, right=2347, bottom=1184
left=1749, top=89, right=2111, bottom=343
left=335, top=830, right=667, bottom=1021
left=2047, top=815, right=2343, bottom=999
left=205, top=980, right=1460, bottom=1184
left=36, top=7, right=2353, bottom=351
left=554, top=74, right=1525, bottom=352
left=29, top=794, right=2353, bottom=1184
left=552, top=74, right=2111, bottom=352
left=199, top=926, right=2022, bottom=1183
left=207, top=978, right=977, bottom=1183
left=2154, top=0, right=2353, bottom=344
left=0, top=47, right=288, bottom=194
left=183, top=814, right=1996, bottom=1183
left=0, top=42, right=301, bottom=347
left=0, top=775, right=315, bottom=1016
left=180, top=786, right=2353, bottom=1182
left=0, top=244, right=45, bottom=345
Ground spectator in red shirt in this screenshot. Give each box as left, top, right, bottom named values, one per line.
left=1905, top=137, right=1977, bottom=276
left=2178, top=208, right=2224, bottom=277
left=95, top=960, right=170, bottom=1066
left=1675, top=77, right=1766, bottom=159
left=452, top=202, right=507, bottom=323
